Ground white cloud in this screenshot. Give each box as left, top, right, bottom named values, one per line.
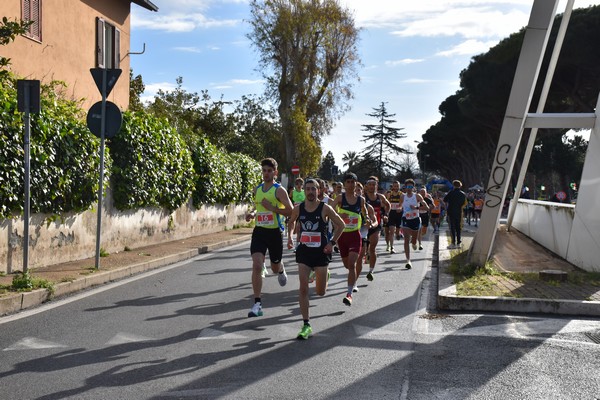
left=385, top=58, right=425, bottom=67
left=390, top=8, right=529, bottom=39
left=436, top=39, right=500, bottom=57
left=173, top=46, right=203, bottom=53
left=142, top=82, right=180, bottom=101
left=132, top=12, right=240, bottom=32
left=209, top=78, right=263, bottom=90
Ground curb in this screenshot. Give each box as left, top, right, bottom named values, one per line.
left=436, top=239, right=600, bottom=317
left=0, top=235, right=251, bottom=317
left=438, top=287, right=600, bottom=317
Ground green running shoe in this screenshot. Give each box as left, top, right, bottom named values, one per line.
left=297, top=324, right=312, bottom=340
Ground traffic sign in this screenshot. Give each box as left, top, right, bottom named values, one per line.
left=556, top=191, right=567, bottom=201
left=90, top=68, right=122, bottom=97
left=86, top=101, right=122, bottom=139
left=291, top=165, right=300, bottom=174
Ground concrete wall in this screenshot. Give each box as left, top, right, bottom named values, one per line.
left=0, top=189, right=249, bottom=273
left=1, top=0, right=132, bottom=110
left=513, top=199, right=599, bottom=273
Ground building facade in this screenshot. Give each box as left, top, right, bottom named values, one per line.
left=1, top=0, right=157, bottom=109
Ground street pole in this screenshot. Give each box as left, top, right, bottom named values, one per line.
left=94, top=68, right=107, bottom=270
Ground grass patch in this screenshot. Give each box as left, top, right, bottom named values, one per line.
left=567, top=271, right=600, bottom=286
left=448, top=249, right=600, bottom=299
left=10, top=271, right=54, bottom=294
left=99, top=248, right=109, bottom=257
left=80, top=266, right=97, bottom=275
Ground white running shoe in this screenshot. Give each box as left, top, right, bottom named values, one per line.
left=278, top=264, right=288, bottom=286
left=412, top=243, right=417, bottom=251
left=248, top=302, right=263, bottom=317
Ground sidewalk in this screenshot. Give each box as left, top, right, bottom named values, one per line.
left=0, top=228, right=253, bottom=316
left=437, top=223, right=600, bottom=317
left=2, top=224, right=599, bottom=317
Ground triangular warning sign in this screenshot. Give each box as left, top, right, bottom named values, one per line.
left=90, top=68, right=122, bottom=97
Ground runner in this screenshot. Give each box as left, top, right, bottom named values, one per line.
left=354, top=182, right=377, bottom=293
left=329, top=173, right=370, bottom=306
left=245, top=158, right=294, bottom=318
left=287, top=179, right=345, bottom=339
left=473, top=195, right=484, bottom=227
left=291, top=177, right=306, bottom=205
left=401, top=179, right=429, bottom=269
left=417, top=187, right=433, bottom=250
left=386, top=181, right=403, bottom=253
left=444, top=180, right=467, bottom=249
left=363, top=177, right=391, bottom=281
left=430, top=192, right=444, bottom=233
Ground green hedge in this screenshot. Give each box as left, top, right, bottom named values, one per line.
left=109, top=111, right=196, bottom=211
left=0, top=77, right=260, bottom=219
left=192, top=139, right=261, bottom=206
left=0, top=79, right=103, bottom=218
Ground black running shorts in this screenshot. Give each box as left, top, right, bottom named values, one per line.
left=250, top=227, right=283, bottom=264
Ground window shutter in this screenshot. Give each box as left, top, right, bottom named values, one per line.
left=22, top=0, right=42, bottom=41
left=114, top=28, right=121, bottom=68
left=96, top=17, right=105, bottom=68
left=23, top=0, right=30, bottom=22
left=31, top=0, right=41, bottom=40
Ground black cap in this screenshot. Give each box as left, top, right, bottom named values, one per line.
left=343, top=172, right=357, bottom=181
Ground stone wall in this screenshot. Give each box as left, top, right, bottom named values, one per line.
left=0, top=191, right=249, bottom=273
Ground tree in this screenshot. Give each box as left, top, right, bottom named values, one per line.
left=230, top=94, right=283, bottom=161
left=145, top=77, right=202, bottom=149
left=422, top=5, right=600, bottom=189
left=0, top=17, right=31, bottom=80
left=342, top=150, right=360, bottom=171
left=129, top=69, right=145, bottom=112
left=360, top=102, right=409, bottom=180
left=247, top=0, right=361, bottom=169
left=317, top=151, right=336, bottom=180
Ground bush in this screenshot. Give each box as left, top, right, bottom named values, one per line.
left=0, top=78, right=104, bottom=218
left=191, top=139, right=260, bottom=206
left=109, top=110, right=196, bottom=211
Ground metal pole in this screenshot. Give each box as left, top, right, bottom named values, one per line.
left=94, top=68, right=107, bottom=270
left=23, top=92, right=31, bottom=274
left=507, top=0, right=574, bottom=229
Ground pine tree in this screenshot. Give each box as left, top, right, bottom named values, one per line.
left=361, top=102, right=409, bottom=180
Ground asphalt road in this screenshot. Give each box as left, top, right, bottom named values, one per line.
left=1, top=234, right=599, bottom=399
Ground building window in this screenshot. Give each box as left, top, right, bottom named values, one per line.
left=96, top=18, right=120, bottom=69
left=22, top=0, right=42, bottom=41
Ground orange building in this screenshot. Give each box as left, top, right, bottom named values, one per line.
left=1, top=0, right=158, bottom=109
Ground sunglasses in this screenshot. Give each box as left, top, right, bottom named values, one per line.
left=406, top=185, right=414, bottom=189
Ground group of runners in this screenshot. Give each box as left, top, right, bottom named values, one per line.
left=245, top=157, right=443, bottom=340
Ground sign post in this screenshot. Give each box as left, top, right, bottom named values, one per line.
left=88, top=68, right=121, bottom=269
left=291, top=165, right=300, bottom=175
left=17, top=80, right=41, bottom=274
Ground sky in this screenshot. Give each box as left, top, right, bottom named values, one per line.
left=129, top=0, right=598, bottom=168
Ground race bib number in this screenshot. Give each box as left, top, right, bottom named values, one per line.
left=256, top=212, right=274, bottom=226
left=404, top=210, right=418, bottom=219
left=390, top=202, right=400, bottom=211
left=300, top=232, right=322, bottom=248
left=343, top=215, right=359, bottom=229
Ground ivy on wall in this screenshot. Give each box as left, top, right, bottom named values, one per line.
left=0, top=79, right=103, bottom=218
left=109, top=110, right=196, bottom=211
left=0, top=76, right=261, bottom=220
left=191, top=138, right=261, bottom=206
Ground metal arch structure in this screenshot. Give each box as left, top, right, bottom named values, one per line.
left=469, top=0, right=600, bottom=269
